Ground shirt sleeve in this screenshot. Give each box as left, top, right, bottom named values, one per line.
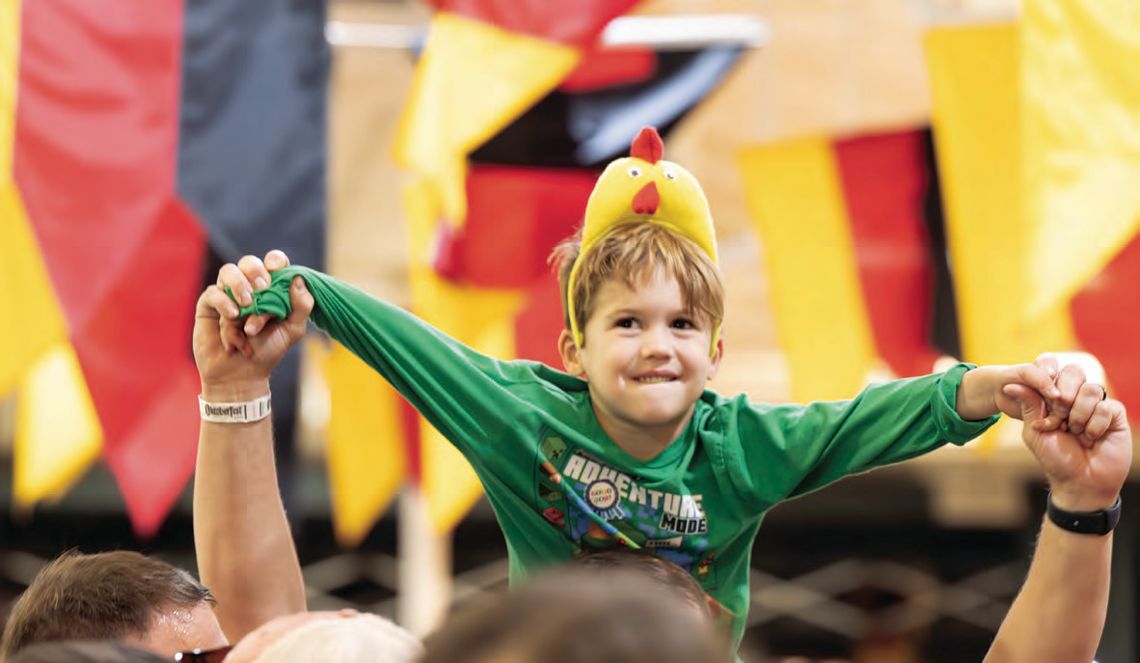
left=241, top=265, right=571, bottom=459
left=720, top=364, right=999, bottom=511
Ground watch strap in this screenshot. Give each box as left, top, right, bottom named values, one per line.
left=1047, top=493, right=1121, bottom=536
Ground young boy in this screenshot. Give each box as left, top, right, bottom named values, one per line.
left=197, top=129, right=1089, bottom=649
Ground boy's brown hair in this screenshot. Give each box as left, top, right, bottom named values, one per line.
left=0, top=550, right=214, bottom=659
left=550, top=223, right=725, bottom=344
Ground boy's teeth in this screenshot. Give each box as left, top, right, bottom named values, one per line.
left=638, top=376, right=672, bottom=383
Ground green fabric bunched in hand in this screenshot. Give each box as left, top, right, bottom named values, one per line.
left=231, top=265, right=411, bottom=381
left=233, top=266, right=309, bottom=320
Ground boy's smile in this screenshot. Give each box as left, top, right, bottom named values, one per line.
left=559, top=269, right=723, bottom=460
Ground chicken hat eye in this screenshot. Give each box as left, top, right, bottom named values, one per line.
left=664, top=169, right=677, bottom=180
left=627, top=166, right=642, bottom=177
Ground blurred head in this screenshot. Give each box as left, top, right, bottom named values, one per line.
left=7, top=640, right=167, bottom=663
left=223, top=610, right=422, bottom=663
left=574, top=548, right=710, bottom=619
left=0, top=551, right=226, bottom=660
left=421, top=566, right=730, bottom=663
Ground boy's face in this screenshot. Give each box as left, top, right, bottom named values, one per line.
left=559, top=270, right=723, bottom=447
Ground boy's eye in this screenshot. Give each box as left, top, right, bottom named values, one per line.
left=671, top=318, right=696, bottom=330
left=615, top=317, right=637, bottom=329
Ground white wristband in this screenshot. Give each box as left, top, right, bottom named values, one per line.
left=199, top=393, right=272, bottom=424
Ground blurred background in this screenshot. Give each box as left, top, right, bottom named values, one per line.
left=2, top=0, right=1139, bottom=661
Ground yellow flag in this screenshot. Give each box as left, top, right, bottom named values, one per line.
left=393, top=11, right=577, bottom=225
left=403, top=178, right=525, bottom=532
left=323, top=341, right=409, bottom=547
left=1023, top=0, right=1140, bottom=317
left=14, top=343, right=103, bottom=505
left=738, top=137, right=878, bottom=402
left=0, top=1, right=64, bottom=395
left=925, top=23, right=1074, bottom=368
left=0, top=185, right=68, bottom=395
left=1, top=0, right=20, bottom=179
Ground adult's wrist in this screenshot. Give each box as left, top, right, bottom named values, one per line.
left=1049, top=486, right=1120, bottom=513
left=1047, top=491, right=1121, bottom=536
left=201, top=379, right=271, bottom=403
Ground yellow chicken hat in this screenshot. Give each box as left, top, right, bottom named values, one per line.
left=566, top=126, right=720, bottom=354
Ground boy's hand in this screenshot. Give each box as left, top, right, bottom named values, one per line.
left=957, top=361, right=1060, bottom=422
left=192, top=250, right=312, bottom=399
left=960, top=355, right=1114, bottom=450
left=1004, top=383, right=1131, bottom=511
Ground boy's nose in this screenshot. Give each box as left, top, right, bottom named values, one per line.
left=640, top=326, right=672, bottom=357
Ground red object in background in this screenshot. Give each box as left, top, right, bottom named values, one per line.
left=431, top=222, right=466, bottom=283
left=429, top=0, right=642, bottom=48
left=438, top=166, right=598, bottom=289
left=400, top=397, right=424, bottom=483
left=834, top=131, right=942, bottom=377
left=13, top=0, right=205, bottom=535
left=515, top=274, right=566, bottom=368
left=74, top=200, right=205, bottom=536
left=1071, top=233, right=1140, bottom=416
left=560, top=46, right=656, bottom=92
left=432, top=166, right=599, bottom=368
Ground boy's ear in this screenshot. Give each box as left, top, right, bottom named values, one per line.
left=707, top=337, right=724, bottom=381
left=558, top=329, right=585, bottom=377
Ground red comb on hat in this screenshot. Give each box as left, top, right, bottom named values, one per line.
left=630, top=126, right=663, bottom=163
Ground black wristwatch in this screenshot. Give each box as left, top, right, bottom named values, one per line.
left=1046, top=493, right=1122, bottom=536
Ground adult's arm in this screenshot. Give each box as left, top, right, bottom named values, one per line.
left=984, top=382, right=1131, bottom=663
left=192, top=252, right=311, bottom=642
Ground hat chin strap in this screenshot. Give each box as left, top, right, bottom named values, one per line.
left=566, top=253, right=587, bottom=350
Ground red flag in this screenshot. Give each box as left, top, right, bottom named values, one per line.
left=13, top=1, right=204, bottom=535
left=431, top=0, right=637, bottom=47
left=1071, top=233, right=1140, bottom=414
left=394, top=0, right=641, bottom=225
left=436, top=166, right=597, bottom=288
left=835, top=131, right=942, bottom=377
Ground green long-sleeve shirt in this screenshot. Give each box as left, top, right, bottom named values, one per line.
left=243, top=266, right=999, bottom=647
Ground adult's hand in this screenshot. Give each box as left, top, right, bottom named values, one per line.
left=1003, top=382, right=1131, bottom=511
left=192, top=250, right=312, bottom=397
